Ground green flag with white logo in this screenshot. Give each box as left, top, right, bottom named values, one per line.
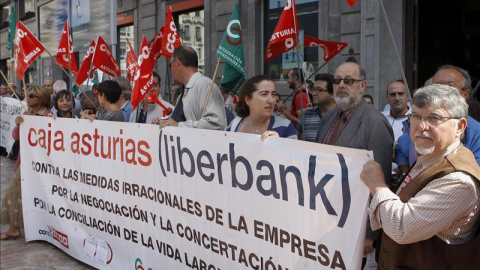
left=216, top=3, right=246, bottom=94
left=6, top=5, right=16, bottom=51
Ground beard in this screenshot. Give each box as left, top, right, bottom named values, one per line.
left=413, top=131, right=435, bottom=156
left=334, top=95, right=355, bottom=110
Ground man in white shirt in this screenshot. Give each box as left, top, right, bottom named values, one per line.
left=161, top=46, right=226, bottom=130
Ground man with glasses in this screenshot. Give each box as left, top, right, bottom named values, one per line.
left=296, top=73, right=335, bottom=141
left=316, top=61, right=394, bottom=269
left=162, top=46, right=226, bottom=130
left=360, top=84, right=480, bottom=270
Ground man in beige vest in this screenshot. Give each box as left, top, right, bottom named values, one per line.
left=360, top=84, right=480, bottom=270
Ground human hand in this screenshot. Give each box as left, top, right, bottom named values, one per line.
left=151, top=117, right=161, bottom=125
left=363, top=238, right=375, bottom=255
left=15, top=116, right=24, bottom=125
left=48, top=113, right=57, bottom=120
left=261, top=131, right=279, bottom=141
left=360, top=160, right=388, bottom=195
left=80, top=110, right=95, bottom=122
left=160, top=118, right=178, bottom=128
left=278, top=102, right=287, bottom=114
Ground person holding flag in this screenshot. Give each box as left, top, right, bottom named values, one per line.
left=161, top=46, right=226, bottom=130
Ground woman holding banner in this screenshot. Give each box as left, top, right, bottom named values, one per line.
left=1, top=86, right=52, bottom=240
left=227, top=75, right=297, bottom=139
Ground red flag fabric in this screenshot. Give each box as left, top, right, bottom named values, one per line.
left=147, top=26, right=164, bottom=69
left=13, top=21, right=45, bottom=80
left=56, top=20, right=79, bottom=76
left=346, top=0, right=359, bottom=7
left=92, top=36, right=121, bottom=78
left=304, top=35, right=348, bottom=62
left=126, top=37, right=138, bottom=82
left=161, top=7, right=182, bottom=59
left=264, top=0, right=299, bottom=61
left=75, top=40, right=97, bottom=85
left=130, top=36, right=155, bottom=109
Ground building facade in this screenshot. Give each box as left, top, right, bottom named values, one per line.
left=1, top=0, right=479, bottom=110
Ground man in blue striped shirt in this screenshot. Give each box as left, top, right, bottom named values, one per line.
left=296, top=73, right=336, bottom=141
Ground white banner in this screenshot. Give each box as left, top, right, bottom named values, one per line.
left=20, top=116, right=371, bottom=270
left=1, top=97, right=26, bottom=153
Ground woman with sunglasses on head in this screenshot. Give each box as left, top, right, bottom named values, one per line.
left=1, top=86, right=52, bottom=240
left=81, top=80, right=124, bottom=122
left=227, top=75, right=297, bottom=140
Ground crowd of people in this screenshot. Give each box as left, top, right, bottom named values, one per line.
left=1, top=45, right=479, bottom=270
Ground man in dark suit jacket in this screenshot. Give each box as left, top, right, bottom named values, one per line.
left=316, top=61, right=394, bottom=269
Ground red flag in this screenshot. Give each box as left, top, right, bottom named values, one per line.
left=92, top=36, right=121, bottom=78
left=147, top=26, right=164, bottom=68
left=126, top=37, right=138, bottom=82
left=75, top=40, right=96, bottom=85
left=161, top=7, right=182, bottom=59
left=131, top=36, right=155, bottom=109
left=265, top=0, right=299, bottom=61
left=304, top=35, right=348, bottom=62
left=56, top=20, right=79, bottom=76
left=346, top=0, right=359, bottom=7
left=13, top=21, right=45, bottom=80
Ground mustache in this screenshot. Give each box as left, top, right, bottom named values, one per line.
left=414, top=131, right=433, bottom=139
left=336, top=89, right=349, bottom=95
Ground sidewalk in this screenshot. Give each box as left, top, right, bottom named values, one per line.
left=0, top=156, right=94, bottom=270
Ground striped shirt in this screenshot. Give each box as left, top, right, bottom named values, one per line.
left=369, top=141, right=480, bottom=244
left=296, top=106, right=321, bottom=142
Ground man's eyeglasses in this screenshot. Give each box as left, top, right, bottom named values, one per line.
left=313, top=87, right=329, bottom=93
left=27, top=94, right=37, bottom=99
left=410, top=113, right=457, bottom=127
left=332, top=78, right=364, bottom=85
left=169, top=58, right=177, bottom=68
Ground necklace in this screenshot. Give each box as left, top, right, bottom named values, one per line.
left=247, top=116, right=268, bottom=134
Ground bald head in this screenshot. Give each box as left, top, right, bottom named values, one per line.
left=432, top=66, right=471, bottom=100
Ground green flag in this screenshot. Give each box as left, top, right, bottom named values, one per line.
left=6, top=5, right=16, bottom=51
left=216, top=3, right=246, bottom=94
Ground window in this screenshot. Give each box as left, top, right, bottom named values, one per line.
left=1, top=5, right=10, bottom=28
left=264, top=0, right=319, bottom=80
left=182, top=25, right=190, bottom=40
left=21, top=0, right=35, bottom=19
left=178, top=9, right=204, bottom=74
left=196, top=26, right=202, bottom=42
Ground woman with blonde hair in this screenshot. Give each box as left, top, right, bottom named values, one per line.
left=0, top=86, right=52, bottom=240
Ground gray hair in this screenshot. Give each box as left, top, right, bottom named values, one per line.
left=53, top=80, right=67, bottom=93
left=413, top=84, right=468, bottom=119
left=437, top=65, right=471, bottom=91
left=112, top=77, right=132, bottom=93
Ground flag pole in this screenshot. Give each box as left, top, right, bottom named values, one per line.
left=379, top=0, right=412, bottom=103
left=43, top=48, right=72, bottom=79
left=202, top=57, right=221, bottom=116
left=0, top=70, right=28, bottom=111
left=281, top=60, right=329, bottom=103
left=291, top=0, right=307, bottom=139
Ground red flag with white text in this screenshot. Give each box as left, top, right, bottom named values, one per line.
left=264, top=0, right=299, bottom=61
left=161, top=7, right=182, bottom=59
left=92, top=36, right=121, bottom=78
left=147, top=26, right=164, bottom=69
left=75, top=40, right=97, bottom=85
left=131, top=36, right=154, bottom=109
left=13, top=21, right=45, bottom=80
left=304, top=35, right=348, bottom=62
left=126, top=37, right=138, bottom=82
left=56, top=20, right=78, bottom=76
